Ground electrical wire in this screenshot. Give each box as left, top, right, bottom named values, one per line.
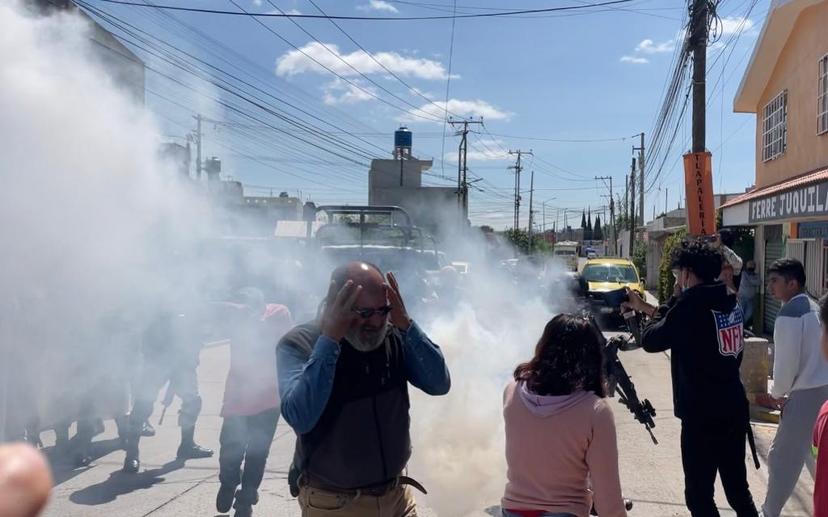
left=89, top=0, right=636, bottom=20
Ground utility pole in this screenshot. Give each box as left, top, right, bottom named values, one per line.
left=665, top=187, right=669, bottom=214
left=629, top=157, right=636, bottom=256
left=633, top=132, right=645, bottom=225
left=596, top=175, right=615, bottom=256
left=690, top=0, right=709, bottom=153
left=528, top=170, right=535, bottom=253
left=449, top=118, right=483, bottom=219
left=194, top=114, right=203, bottom=179
left=508, top=149, right=532, bottom=230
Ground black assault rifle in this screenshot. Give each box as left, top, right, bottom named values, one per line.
left=586, top=312, right=658, bottom=445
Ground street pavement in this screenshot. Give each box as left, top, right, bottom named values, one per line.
left=41, top=330, right=814, bottom=517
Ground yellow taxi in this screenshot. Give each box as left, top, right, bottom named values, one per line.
left=579, top=258, right=646, bottom=316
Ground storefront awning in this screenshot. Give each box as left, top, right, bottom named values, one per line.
left=721, top=167, right=828, bottom=226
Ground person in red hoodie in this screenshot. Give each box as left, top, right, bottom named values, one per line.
left=813, top=293, right=828, bottom=517
left=501, top=313, right=627, bottom=517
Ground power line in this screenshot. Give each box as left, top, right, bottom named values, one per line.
left=439, top=0, right=459, bottom=177
left=77, top=2, right=392, bottom=165
left=89, top=0, right=636, bottom=20
left=225, top=0, right=443, bottom=122
left=475, top=131, right=640, bottom=143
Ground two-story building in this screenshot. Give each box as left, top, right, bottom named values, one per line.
left=721, top=0, right=828, bottom=332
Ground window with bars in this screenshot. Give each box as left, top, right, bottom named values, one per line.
left=763, top=90, right=788, bottom=162
left=819, top=54, right=828, bottom=135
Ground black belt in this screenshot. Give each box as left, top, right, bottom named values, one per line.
left=304, top=475, right=427, bottom=497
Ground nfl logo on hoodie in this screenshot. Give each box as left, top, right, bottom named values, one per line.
left=712, top=306, right=745, bottom=357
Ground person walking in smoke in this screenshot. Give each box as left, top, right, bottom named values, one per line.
left=214, top=288, right=293, bottom=517
left=277, top=262, right=451, bottom=517
left=623, top=238, right=759, bottom=517
left=501, top=314, right=627, bottom=517
left=122, top=293, right=213, bottom=473
left=760, top=258, right=828, bottom=517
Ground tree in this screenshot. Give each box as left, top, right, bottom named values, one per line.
left=580, top=210, right=587, bottom=235
left=632, top=239, right=647, bottom=284
left=594, top=215, right=603, bottom=241
left=586, top=210, right=593, bottom=241
left=657, top=228, right=687, bottom=303
left=504, top=228, right=553, bottom=255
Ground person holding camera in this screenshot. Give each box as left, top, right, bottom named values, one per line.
left=501, top=314, right=627, bottom=517
left=623, top=238, right=759, bottom=517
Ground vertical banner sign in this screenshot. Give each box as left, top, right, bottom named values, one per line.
left=683, top=151, right=715, bottom=236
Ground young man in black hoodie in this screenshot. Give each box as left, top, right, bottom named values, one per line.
left=623, top=238, right=759, bottom=517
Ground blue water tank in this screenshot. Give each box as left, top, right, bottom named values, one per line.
left=394, top=126, right=412, bottom=149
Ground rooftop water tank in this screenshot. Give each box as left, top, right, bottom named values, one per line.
left=394, top=127, right=412, bottom=158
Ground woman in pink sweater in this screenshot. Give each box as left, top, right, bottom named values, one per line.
left=502, top=314, right=627, bottom=517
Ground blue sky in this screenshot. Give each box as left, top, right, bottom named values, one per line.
left=86, top=0, right=770, bottom=230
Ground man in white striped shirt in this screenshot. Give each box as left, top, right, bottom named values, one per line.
left=762, top=258, right=828, bottom=517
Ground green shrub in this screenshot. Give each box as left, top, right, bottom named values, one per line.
left=632, top=240, right=646, bottom=282
left=658, top=228, right=687, bottom=303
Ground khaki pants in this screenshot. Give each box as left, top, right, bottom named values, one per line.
left=298, top=485, right=417, bottom=517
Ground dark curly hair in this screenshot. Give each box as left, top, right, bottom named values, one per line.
left=514, top=314, right=606, bottom=398
left=670, top=238, right=723, bottom=283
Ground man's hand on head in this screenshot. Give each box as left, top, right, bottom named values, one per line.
left=385, top=272, right=411, bottom=331
left=321, top=280, right=362, bottom=342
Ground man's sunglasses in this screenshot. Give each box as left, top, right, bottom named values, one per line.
left=352, top=305, right=392, bottom=318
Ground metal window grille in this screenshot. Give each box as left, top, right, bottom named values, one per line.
left=763, top=90, right=788, bottom=162
left=819, top=55, right=828, bottom=135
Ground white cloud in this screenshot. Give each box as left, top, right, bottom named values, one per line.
left=719, top=16, right=754, bottom=36
left=399, top=99, right=511, bottom=124
left=322, top=79, right=376, bottom=105
left=620, top=55, right=649, bottom=64
left=635, top=38, right=675, bottom=54
left=357, top=0, right=399, bottom=13
left=252, top=0, right=263, bottom=6
left=276, top=41, right=451, bottom=80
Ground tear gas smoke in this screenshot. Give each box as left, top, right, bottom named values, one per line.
left=409, top=238, right=574, bottom=516
left=0, top=4, right=578, bottom=515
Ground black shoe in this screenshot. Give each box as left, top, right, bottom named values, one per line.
left=177, top=442, right=213, bottom=460
left=233, top=503, right=252, bottom=517
left=122, top=456, right=140, bottom=473
left=141, top=421, right=156, bottom=437
left=216, top=484, right=236, bottom=513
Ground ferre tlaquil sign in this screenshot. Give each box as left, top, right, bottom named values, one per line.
left=748, top=180, right=828, bottom=223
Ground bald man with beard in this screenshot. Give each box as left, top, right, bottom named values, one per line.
left=277, top=262, right=451, bottom=517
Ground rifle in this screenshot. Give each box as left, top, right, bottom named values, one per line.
left=586, top=313, right=658, bottom=445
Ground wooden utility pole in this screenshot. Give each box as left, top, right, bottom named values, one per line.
left=690, top=0, right=708, bottom=153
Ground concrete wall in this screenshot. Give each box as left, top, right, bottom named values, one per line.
left=755, top=2, right=828, bottom=187
left=371, top=186, right=463, bottom=239
left=368, top=159, right=432, bottom=192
